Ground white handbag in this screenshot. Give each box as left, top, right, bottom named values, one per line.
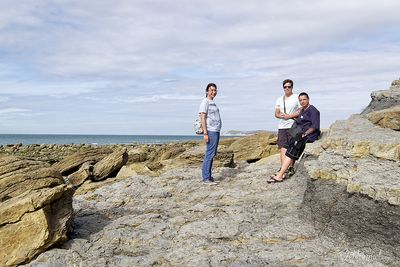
left=194, top=114, right=203, bottom=135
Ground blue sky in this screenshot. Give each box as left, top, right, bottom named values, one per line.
left=0, top=0, right=399, bottom=135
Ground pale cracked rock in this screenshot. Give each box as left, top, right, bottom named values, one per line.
left=305, top=152, right=400, bottom=205
left=362, top=79, right=400, bottom=114
left=303, top=81, right=400, bottom=205
left=24, top=154, right=394, bottom=267
left=320, top=115, right=400, bottom=161
left=366, top=105, right=400, bottom=131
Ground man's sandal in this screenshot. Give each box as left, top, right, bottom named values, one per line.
left=287, top=166, right=295, bottom=177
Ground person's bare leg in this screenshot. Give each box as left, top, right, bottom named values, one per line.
left=275, top=156, right=293, bottom=181
left=280, top=148, right=287, bottom=165
left=281, top=147, right=295, bottom=168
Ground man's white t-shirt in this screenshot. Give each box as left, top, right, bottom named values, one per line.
left=275, top=94, right=300, bottom=129
left=199, top=98, right=222, bottom=132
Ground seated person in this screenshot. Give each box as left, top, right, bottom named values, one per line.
left=268, top=92, right=320, bottom=183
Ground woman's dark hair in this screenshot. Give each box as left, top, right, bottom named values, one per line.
left=206, top=83, right=217, bottom=96
left=282, top=79, right=293, bottom=88
left=299, top=92, right=309, bottom=99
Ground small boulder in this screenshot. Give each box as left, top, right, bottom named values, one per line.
left=228, top=132, right=279, bottom=162
left=116, top=165, right=139, bottom=179
left=176, top=145, right=234, bottom=168
left=92, top=148, right=129, bottom=181
left=67, top=161, right=94, bottom=187
left=0, top=156, right=63, bottom=200
left=127, top=146, right=149, bottom=163
left=53, top=147, right=113, bottom=175
left=366, top=106, right=400, bottom=131
left=361, top=79, right=400, bottom=114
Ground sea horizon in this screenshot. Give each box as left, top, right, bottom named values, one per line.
left=0, top=133, right=240, bottom=145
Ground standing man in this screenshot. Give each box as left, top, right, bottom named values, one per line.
left=274, top=79, right=300, bottom=177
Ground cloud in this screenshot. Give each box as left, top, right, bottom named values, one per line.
left=0, top=0, right=399, bottom=134
left=121, top=94, right=199, bottom=103
left=0, top=107, right=29, bottom=113
left=0, top=96, right=10, bottom=102
left=85, top=94, right=202, bottom=104
left=0, top=108, right=32, bottom=118
left=0, top=80, right=101, bottom=96
left=3, top=0, right=399, bottom=78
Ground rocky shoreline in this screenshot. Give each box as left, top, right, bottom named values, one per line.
left=0, top=80, right=399, bottom=266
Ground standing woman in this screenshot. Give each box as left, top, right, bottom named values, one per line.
left=199, top=83, right=222, bottom=185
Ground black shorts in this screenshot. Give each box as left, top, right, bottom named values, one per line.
left=277, top=129, right=291, bottom=149
left=285, top=138, right=306, bottom=160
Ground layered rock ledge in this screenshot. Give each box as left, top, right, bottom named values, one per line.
left=301, top=79, right=400, bottom=260
left=0, top=157, right=74, bottom=266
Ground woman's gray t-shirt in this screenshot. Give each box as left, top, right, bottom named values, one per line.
left=199, top=98, right=222, bottom=132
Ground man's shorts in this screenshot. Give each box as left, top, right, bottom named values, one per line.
left=277, top=129, right=291, bottom=149
left=285, top=138, right=306, bottom=160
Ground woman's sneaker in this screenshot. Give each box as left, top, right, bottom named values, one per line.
left=202, top=179, right=218, bottom=185
left=209, top=177, right=220, bottom=183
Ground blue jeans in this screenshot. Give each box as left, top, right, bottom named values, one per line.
left=202, top=131, right=220, bottom=181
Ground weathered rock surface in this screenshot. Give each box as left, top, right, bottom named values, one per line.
left=300, top=79, right=400, bottom=260
left=361, top=78, right=400, bottom=114
left=92, top=148, right=129, bottom=181
left=53, top=147, right=113, bottom=175
left=227, top=132, right=278, bottom=162
left=0, top=156, right=63, bottom=200
left=24, top=158, right=394, bottom=266
left=67, top=161, right=94, bottom=187
left=127, top=142, right=199, bottom=165
left=0, top=144, right=137, bottom=164
left=366, top=106, right=400, bottom=131
left=0, top=156, right=74, bottom=266
left=6, top=76, right=400, bottom=267
left=174, top=145, right=235, bottom=167
left=119, top=142, right=236, bottom=178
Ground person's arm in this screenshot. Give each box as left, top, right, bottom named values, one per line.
left=284, top=109, right=301, bottom=120
left=275, top=107, right=284, bottom=119
left=293, top=107, right=302, bottom=118
left=278, top=108, right=300, bottom=120
left=302, top=127, right=316, bottom=138
left=274, top=97, right=284, bottom=119
left=200, top=112, right=209, bottom=142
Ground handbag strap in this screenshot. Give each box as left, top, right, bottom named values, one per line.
left=283, top=95, right=286, bottom=114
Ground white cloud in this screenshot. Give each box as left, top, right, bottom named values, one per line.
left=0, top=96, right=10, bottom=102
left=0, top=108, right=29, bottom=114
left=86, top=94, right=203, bottom=104
left=0, top=80, right=102, bottom=96
left=0, top=0, right=399, bottom=134
left=0, top=108, right=32, bottom=119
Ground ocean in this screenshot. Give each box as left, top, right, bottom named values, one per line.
left=0, top=134, right=231, bottom=145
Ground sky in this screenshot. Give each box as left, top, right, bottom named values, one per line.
left=0, top=0, right=399, bottom=135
